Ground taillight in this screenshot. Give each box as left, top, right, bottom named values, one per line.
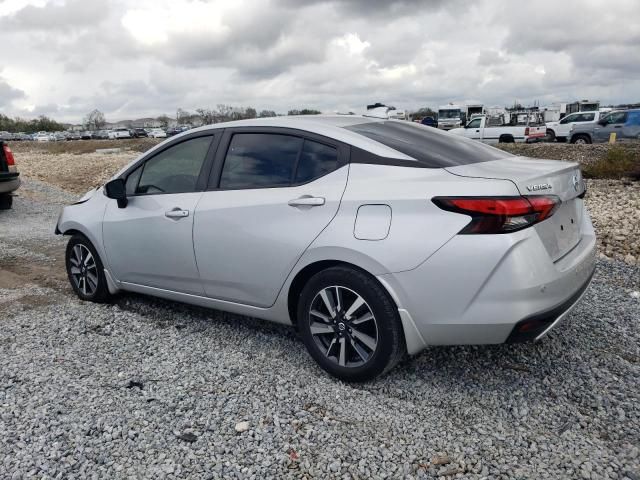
left=3, top=144, right=15, bottom=166
left=432, top=196, right=561, bottom=234
left=524, top=127, right=530, bottom=136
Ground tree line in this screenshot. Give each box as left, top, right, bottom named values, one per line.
left=0, top=114, right=65, bottom=133
left=1, top=105, right=438, bottom=133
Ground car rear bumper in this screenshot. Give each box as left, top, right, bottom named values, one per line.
left=0, top=172, right=20, bottom=194
left=505, top=267, right=594, bottom=343
left=378, top=209, right=597, bottom=352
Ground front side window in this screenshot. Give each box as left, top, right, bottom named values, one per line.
left=467, top=118, right=482, bottom=128
left=136, top=136, right=212, bottom=194
left=220, top=133, right=302, bottom=189
left=560, top=114, right=578, bottom=125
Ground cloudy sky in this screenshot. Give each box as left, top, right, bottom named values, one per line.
left=0, top=0, right=638, bottom=123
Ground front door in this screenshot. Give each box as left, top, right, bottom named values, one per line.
left=103, top=135, right=214, bottom=294
left=464, top=118, right=482, bottom=140
left=193, top=130, right=349, bottom=307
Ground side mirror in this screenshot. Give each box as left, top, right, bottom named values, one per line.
left=104, top=178, right=128, bottom=208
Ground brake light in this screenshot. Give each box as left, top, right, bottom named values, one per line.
left=432, top=196, right=561, bottom=234
left=3, top=144, right=15, bottom=166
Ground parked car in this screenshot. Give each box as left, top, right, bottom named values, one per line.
left=14, top=132, right=31, bottom=141
left=167, top=125, right=190, bottom=137
left=132, top=128, right=148, bottom=138
left=92, top=130, right=110, bottom=140
left=81, top=131, right=93, bottom=140
left=569, top=109, right=640, bottom=144
left=34, top=132, right=52, bottom=142
left=66, top=132, right=82, bottom=141
left=449, top=114, right=547, bottom=144
left=148, top=128, right=167, bottom=138
left=108, top=127, right=132, bottom=139
left=56, top=116, right=596, bottom=381
left=0, top=131, right=13, bottom=141
left=545, top=111, right=601, bottom=142
left=0, top=141, right=19, bottom=209
left=420, top=116, right=436, bottom=127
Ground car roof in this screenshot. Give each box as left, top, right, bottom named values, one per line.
left=184, top=115, right=415, bottom=160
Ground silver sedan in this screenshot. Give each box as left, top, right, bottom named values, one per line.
left=56, top=115, right=596, bottom=381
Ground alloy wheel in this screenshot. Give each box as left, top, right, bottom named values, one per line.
left=308, top=286, right=378, bottom=367
left=69, top=244, right=99, bottom=296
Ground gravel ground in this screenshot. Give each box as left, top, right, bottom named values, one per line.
left=1, top=180, right=639, bottom=478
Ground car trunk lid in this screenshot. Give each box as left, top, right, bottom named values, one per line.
left=445, top=156, right=586, bottom=262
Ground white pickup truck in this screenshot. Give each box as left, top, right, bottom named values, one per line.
left=449, top=115, right=546, bottom=144
left=545, top=111, right=601, bottom=142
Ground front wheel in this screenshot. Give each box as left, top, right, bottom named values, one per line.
left=297, top=266, right=405, bottom=382
left=65, top=234, right=111, bottom=303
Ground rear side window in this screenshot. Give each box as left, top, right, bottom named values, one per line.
left=626, top=111, right=640, bottom=126
left=604, top=112, right=627, bottom=124
left=345, top=121, right=510, bottom=168
left=220, top=133, right=302, bottom=189
left=295, top=140, right=338, bottom=183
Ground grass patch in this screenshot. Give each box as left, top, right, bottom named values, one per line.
left=583, top=146, right=640, bottom=180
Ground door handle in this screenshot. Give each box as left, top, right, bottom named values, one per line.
left=288, top=196, right=325, bottom=207
left=614, top=125, right=622, bottom=128
left=475, top=130, right=480, bottom=132
left=165, top=208, right=189, bottom=218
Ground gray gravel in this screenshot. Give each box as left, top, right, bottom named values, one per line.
left=1, top=181, right=639, bottom=479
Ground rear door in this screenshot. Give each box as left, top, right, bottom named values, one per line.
left=621, top=110, right=640, bottom=141
left=193, top=128, right=349, bottom=307
left=594, top=111, right=627, bottom=142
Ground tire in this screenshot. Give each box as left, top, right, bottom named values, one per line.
left=0, top=194, right=12, bottom=210
left=545, top=129, right=556, bottom=142
left=65, top=234, right=111, bottom=303
left=499, top=135, right=514, bottom=143
left=297, top=266, right=406, bottom=382
left=571, top=134, right=591, bottom=145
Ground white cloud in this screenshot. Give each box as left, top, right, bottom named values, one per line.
left=0, top=0, right=637, bottom=122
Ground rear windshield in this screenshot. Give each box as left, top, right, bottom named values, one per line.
left=345, top=121, right=511, bottom=168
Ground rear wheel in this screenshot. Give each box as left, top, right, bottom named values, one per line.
left=571, top=134, right=591, bottom=144
left=297, top=266, right=405, bottom=382
left=0, top=194, right=12, bottom=210
left=65, top=234, right=111, bottom=303
left=499, top=135, right=514, bottom=143
left=545, top=129, right=556, bottom=142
